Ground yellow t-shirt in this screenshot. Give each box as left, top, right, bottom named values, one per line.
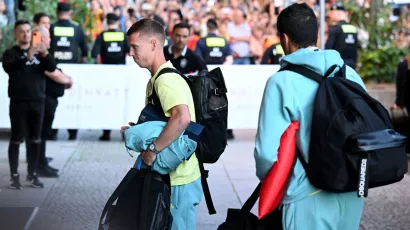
left=146, top=61, right=201, bottom=186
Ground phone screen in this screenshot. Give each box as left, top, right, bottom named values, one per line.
left=32, top=32, right=41, bottom=47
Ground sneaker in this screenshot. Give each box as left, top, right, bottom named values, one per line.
left=99, top=135, right=110, bottom=141
left=46, top=157, right=53, bottom=163
left=10, top=174, right=21, bottom=189
left=46, top=165, right=59, bottom=173
left=37, top=167, right=59, bottom=178
left=227, top=129, right=235, bottom=140
left=27, top=174, right=44, bottom=188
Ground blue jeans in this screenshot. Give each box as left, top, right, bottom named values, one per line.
left=4, top=0, right=15, bottom=25
left=233, top=57, right=251, bottom=65
left=170, top=178, right=203, bottom=230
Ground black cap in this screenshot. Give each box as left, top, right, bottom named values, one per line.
left=57, top=3, right=72, bottom=13
left=106, top=13, right=119, bottom=21
left=330, top=3, right=346, bottom=11
left=207, top=18, right=218, bottom=28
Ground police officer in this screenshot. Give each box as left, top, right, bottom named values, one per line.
left=195, top=19, right=233, bottom=65
left=325, top=3, right=359, bottom=69
left=49, top=2, right=88, bottom=140
left=261, top=43, right=285, bottom=65
left=164, top=22, right=207, bottom=74
left=91, top=13, right=129, bottom=141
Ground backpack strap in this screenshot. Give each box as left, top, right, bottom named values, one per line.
left=148, top=67, right=217, bottom=215
left=198, top=161, right=217, bottom=214
left=279, top=65, right=324, bottom=83
left=279, top=64, right=346, bottom=83
left=278, top=64, right=343, bottom=173
left=296, top=149, right=308, bottom=174
left=147, top=67, right=182, bottom=112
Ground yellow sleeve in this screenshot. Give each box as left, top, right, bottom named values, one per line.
left=154, top=73, right=194, bottom=118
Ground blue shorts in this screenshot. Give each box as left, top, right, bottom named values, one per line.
left=282, top=191, right=364, bottom=230
left=170, top=178, right=203, bottom=230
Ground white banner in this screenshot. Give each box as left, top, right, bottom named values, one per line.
left=0, top=63, right=280, bottom=129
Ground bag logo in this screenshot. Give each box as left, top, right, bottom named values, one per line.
left=139, top=114, right=146, bottom=122
left=358, top=158, right=367, bottom=197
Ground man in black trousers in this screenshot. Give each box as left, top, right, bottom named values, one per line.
left=30, top=24, right=74, bottom=178
left=2, top=20, right=58, bottom=189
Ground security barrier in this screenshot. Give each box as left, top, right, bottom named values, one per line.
left=0, top=63, right=281, bottom=129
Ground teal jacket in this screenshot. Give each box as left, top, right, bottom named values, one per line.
left=254, top=47, right=367, bottom=204
left=124, top=121, right=197, bottom=175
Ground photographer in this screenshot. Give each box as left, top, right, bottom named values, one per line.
left=2, top=20, right=58, bottom=189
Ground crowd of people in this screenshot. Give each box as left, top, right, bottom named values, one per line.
left=77, top=0, right=335, bottom=64
left=1, top=1, right=409, bottom=230
left=0, top=0, right=362, bottom=185
left=0, top=0, right=352, bottom=64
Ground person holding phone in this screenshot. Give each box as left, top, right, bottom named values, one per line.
left=2, top=20, right=59, bottom=189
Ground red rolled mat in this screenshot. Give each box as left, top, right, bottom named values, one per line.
left=258, top=121, right=300, bottom=220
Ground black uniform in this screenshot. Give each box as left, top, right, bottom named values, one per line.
left=325, top=20, right=359, bottom=69
left=91, top=28, right=129, bottom=140
left=195, top=33, right=232, bottom=65
left=261, top=43, right=285, bottom=65
left=49, top=19, right=88, bottom=64
left=2, top=46, right=57, bottom=176
left=37, top=69, right=66, bottom=170
left=49, top=19, right=88, bottom=139
left=91, top=29, right=129, bottom=64
left=164, top=45, right=207, bottom=74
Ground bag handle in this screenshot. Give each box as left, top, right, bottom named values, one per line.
left=99, top=157, right=146, bottom=230
left=98, top=168, right=138, bottom=230
left=239, top=183, right=262, bottom=214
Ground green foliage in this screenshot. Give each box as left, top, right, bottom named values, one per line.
left=358, top=45, right=408, bottom=82
left=69, top=0, right=95, bottom=43
left=17, top=0, right=58, bottom=23
left=17, top=0, right=94, bottom=41
left=0, top=0, right=94, bottom=60
left=346, top=1, right=408, bottom=83
left=0, top=24, right=16, bottom=59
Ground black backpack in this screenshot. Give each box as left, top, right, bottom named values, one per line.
left=149, top=67, right=229, bottom=214
left=98, top=167, right=172, bottom=230
left=280, top=64, right=408, bottom=197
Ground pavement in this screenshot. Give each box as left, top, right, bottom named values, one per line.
left=0, top=129, right=409, bottom=230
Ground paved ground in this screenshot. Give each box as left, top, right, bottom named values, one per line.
left=0, top=129, right=409, bottom=230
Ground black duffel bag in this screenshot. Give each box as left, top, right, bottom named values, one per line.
left=98, top=164, right=172, bottom=230
left=217, top=183, right=283, bottom=230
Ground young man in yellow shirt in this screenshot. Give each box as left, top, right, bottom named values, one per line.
left=121, top=18, right=202, bottom=230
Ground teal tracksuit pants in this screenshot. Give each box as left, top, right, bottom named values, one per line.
left=282, top=191, right=364, bottom=230
left=170, top=178, right=203, bottom=230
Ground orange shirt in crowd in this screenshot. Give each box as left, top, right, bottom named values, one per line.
left=187, top=34, right=200, bottom=51
left=87, top=9, right=104, bottom=40
left=263, top=36, right=280, bottom=50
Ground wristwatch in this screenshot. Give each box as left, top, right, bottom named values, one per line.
left=148, top=143, right=160, bottom=154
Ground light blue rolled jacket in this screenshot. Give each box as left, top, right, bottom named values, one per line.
left=123, top=121, right=197, bottom=174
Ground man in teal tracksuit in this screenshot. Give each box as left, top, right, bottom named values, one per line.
left=254, top=3, right=365, bottom=230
